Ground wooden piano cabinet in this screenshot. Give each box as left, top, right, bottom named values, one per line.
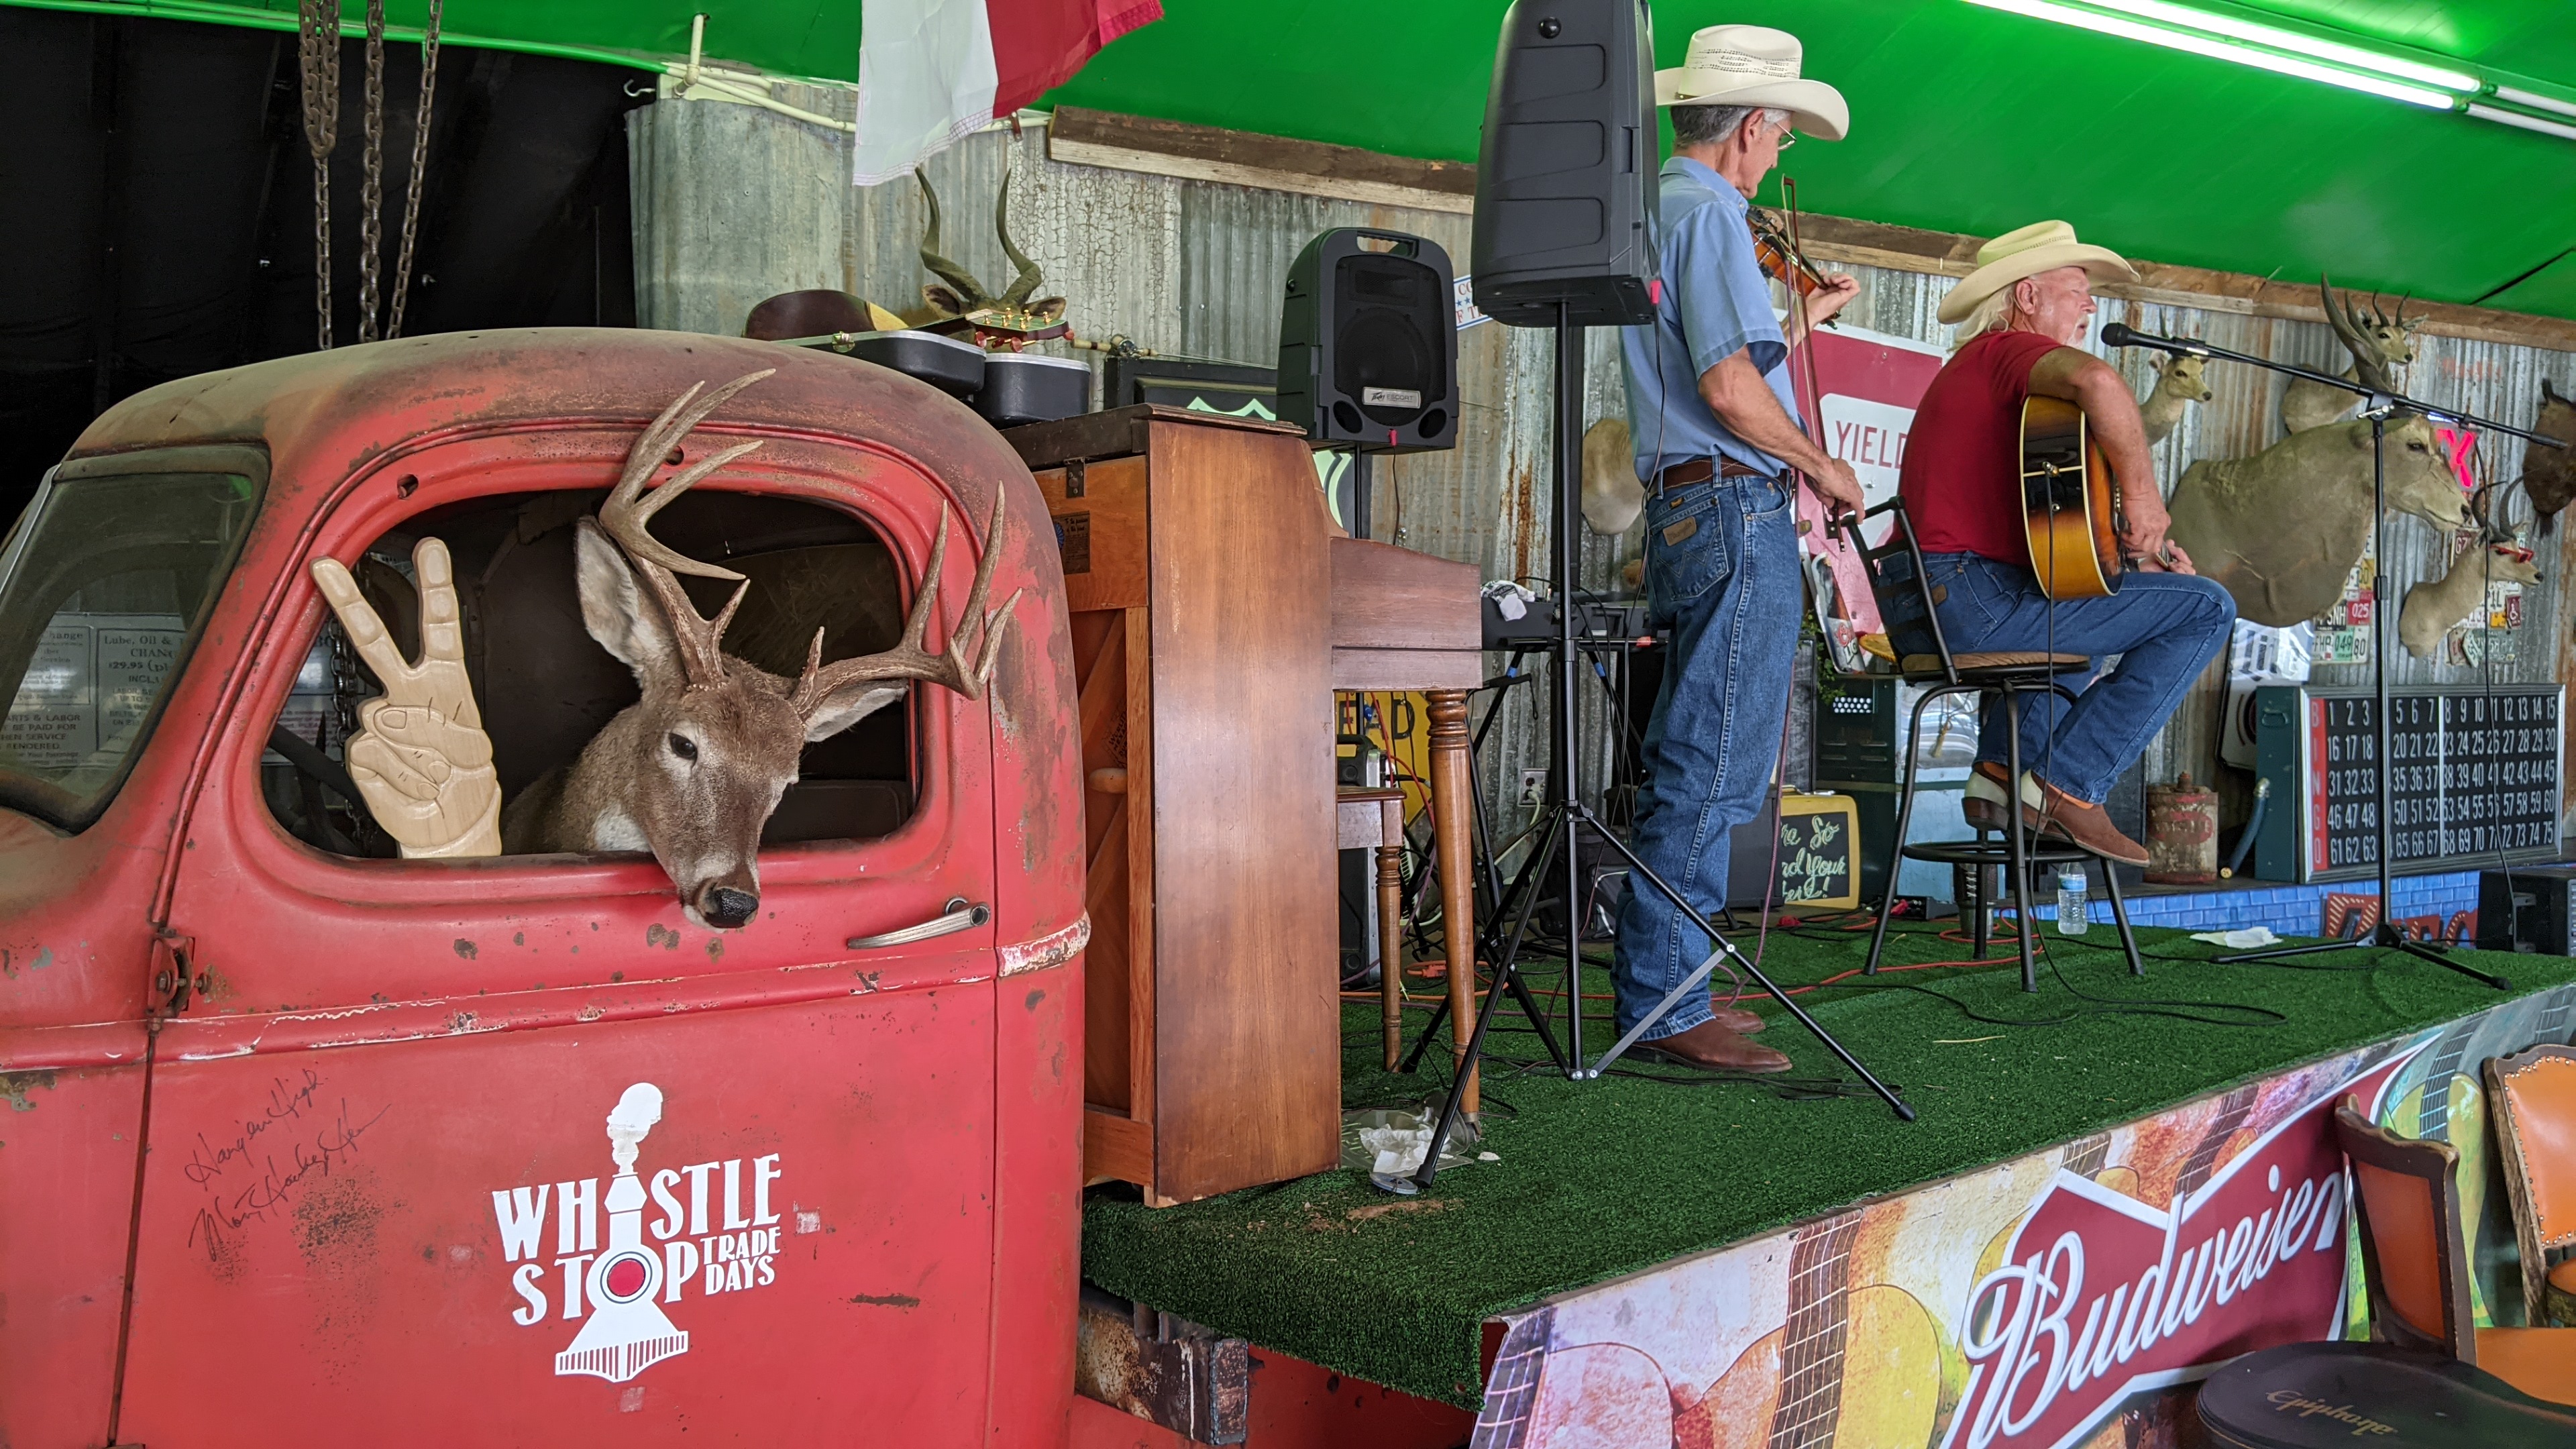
left=1017, top=407, right=1340, bottom=1206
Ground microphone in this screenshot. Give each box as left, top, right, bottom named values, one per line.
left=2099, top=321, right=2208, bottom=357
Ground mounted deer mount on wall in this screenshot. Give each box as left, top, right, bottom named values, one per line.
left=2167, top=412, right=2468, bottom=627
left=2400, top=540, right=2542, bottom=659
left=2281, top=280, right=2421, bottom=434
left=2140, top=352, right=2212, bottom=447
left=902, top=171, right=1069, bottom=350
left=2520, top=378, right=2576, bottom=535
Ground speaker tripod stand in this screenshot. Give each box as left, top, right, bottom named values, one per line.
left=2100, top=323, right=2563, bottom=986
left=1404, top=309, right=1913, bottom=1193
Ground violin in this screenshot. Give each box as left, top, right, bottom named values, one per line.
left=1748, top=205, right=1834, bottom=304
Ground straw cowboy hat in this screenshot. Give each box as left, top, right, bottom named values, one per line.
left=1657, top=25, right=1849, bottom=142
left=1936, top=221, right=2140, bottom=325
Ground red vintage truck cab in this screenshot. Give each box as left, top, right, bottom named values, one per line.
left=0, top=331, right=1085, bottom=1446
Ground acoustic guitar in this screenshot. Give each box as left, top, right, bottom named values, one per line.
left=2019, top=396, right=2123, bottom=600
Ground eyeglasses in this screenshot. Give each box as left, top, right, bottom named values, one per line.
left=1772, top=125, right=1798, bottom=149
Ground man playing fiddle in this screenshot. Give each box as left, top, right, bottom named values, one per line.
left=1612, top=25, right=1862, bottom=1073
left=1896, top=223, right=2237, bottom=863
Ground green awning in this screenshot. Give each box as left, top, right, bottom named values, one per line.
left=15, top=0, right=2575, bottom=319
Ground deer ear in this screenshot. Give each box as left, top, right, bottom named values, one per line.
left=921, top=284, right=967, bottom=316
left=801, top=681, right=910, bottom=743
left=2150, top=355, right=2167, bottom=376
left=574, top=519, right=683, bottom=686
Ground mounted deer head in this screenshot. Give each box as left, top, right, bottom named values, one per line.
left=498, top=371, right=1021, bottom=928
left=906, top=170, right=1069, bottom=347
left=2321, top=279, right=2419, bottom=395
left=2282, top=279, right=2424, bottom=432
left=2521, top=377, right=2576, bottom=536
left=2141, top=351, right=2213, bottom=446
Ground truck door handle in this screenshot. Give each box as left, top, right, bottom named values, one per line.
left=846, top=898, right=991, bottom=950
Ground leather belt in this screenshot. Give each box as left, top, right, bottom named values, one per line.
left=1654, top=457, right=1774, bottom=494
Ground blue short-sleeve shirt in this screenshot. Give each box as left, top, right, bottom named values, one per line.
left=1620, top=156, right=1800, bottom=481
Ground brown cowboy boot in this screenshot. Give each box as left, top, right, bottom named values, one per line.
left=1633, top=1018, right=1792, bottom=1073
left=2031, top=777, right=2149, bottom=866
left=1962, top=760, right=2046, bottom=833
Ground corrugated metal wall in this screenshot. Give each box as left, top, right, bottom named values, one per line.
left=632, top=97, right=2576, bottom=836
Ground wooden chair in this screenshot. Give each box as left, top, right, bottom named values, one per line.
left=2334, top=1096, right=2576, bottom=1405
left=2487, top=1043, right=2576, bottom=1328
left=1833, top=498, right=2141, bottom=990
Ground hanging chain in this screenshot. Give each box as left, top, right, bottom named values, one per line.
left=296, top=0, right=341, bottom=351
left=386, top=0, right=441, bottom=340
left=355, top=0, right=386, bottom=343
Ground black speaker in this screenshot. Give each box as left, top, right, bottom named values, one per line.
left=2479, top=865, right=2576, bottom=954
left=1470, top=0, right=1659, bottom=329
left=1276, top=229, right=1458, bottom=451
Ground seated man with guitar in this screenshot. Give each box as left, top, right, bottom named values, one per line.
left=1896, top=221, right=2235, bottom=865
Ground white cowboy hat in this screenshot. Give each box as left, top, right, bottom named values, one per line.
left=1937, top=220, right=2141, bottom=324
left=1656, top=25, right=1849, bottom=142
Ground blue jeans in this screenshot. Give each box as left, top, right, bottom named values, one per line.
left=1919, top=552, right=2236, bottom=803
left=1610, top=472, right=1800, bottom=1041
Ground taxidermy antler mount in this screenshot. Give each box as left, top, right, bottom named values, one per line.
left=499, top=370, right=1022, bottom=928
left=906, top=170, right=1069, bottom=350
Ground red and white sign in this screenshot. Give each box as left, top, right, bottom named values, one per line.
left=1945, top=1051, right=2407, bottom=1449
left=1793, top=324, right=1948, bottom=637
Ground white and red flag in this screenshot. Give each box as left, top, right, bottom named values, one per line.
left=851, top=0, right=1160, bottom=183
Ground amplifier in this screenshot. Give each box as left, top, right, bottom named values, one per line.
left=1480, top=596, right=1656, bottom=649
left=2477, top=865, right=2576, bottom=955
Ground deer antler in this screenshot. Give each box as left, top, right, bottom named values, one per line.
left=916, top=170, right=992, bottom=311
left=599, top=370, right=777, bottom=685
left=2320, top=276, right=2398, bottom=398
left=995, top=172, right=1044, bottom=308
left=788, top=490, right=1023, bottom=718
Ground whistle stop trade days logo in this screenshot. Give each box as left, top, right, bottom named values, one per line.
left=487, top=1083, right=790, bottom=1383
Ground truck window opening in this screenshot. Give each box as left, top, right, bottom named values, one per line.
left=266, top=487, right=918, bottom=860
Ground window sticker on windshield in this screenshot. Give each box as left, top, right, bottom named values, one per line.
left=1, top=613, right=183, bottom=772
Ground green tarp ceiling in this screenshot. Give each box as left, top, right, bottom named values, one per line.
left=15, top=0, right=2576, bottom=321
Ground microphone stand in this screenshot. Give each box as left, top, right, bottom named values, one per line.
left=2100, top=323, right=2566, bottom=987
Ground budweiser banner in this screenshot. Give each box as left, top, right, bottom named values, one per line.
left=1472, top=984, right=2575, bottom=1449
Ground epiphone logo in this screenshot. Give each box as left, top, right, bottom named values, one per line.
left=1942, top=1053, right=2410, bottom=1449
left=2265, top=1390, right=2398, bottom=1438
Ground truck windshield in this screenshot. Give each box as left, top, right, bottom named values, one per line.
left=0, top=469, right=261, bottom=830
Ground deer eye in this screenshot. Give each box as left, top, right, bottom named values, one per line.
left=667, top=733, right=698, bottom=761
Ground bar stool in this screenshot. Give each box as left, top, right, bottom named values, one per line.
left=1831, top=499, right=2142, bottom=990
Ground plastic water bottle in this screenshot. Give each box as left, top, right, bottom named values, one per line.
left=2056, top=868, right=2090, bottom=936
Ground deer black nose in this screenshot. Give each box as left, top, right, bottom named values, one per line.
left=702, top=888, right=759, bottom=929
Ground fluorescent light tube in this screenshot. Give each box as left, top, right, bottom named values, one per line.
left=2467, top=103, right=2576, bottom=142
left=2080, top=0, right=2476, bottom=92
left=1966, top=0, right=2457, bottom=109
left=2493, top=85, right=2576, bottom=121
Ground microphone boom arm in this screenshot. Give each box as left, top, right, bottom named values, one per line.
left=2098, top=321, right=2565, bottom=449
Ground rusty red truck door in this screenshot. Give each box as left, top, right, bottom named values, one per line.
left=105, top=402, right=1079, bottom=1444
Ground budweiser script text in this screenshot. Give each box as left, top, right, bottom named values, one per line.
left=1943, top=1057, right=2404, bottom=1449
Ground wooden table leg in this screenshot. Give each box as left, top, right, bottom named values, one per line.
left=1427, top=690, right=1477, bottom=1116
left=1378, top=798, right=1404, bottom=1071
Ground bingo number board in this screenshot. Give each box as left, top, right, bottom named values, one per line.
left=2281, top=685, right=2563, bottom=881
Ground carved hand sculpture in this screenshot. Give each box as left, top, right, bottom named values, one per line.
left=310, top=538, right=502, bottom=858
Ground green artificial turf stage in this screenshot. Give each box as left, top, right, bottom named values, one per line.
left=1079, top=922, right=2576, bottom=1408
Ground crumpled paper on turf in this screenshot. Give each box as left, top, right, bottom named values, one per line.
left=1340, top=1108, right=1477, bottom=1177
left=2190, top=926, right=2280, bottom=949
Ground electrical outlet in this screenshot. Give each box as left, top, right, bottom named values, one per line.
left=1520, top=769, right=1548, bottom=805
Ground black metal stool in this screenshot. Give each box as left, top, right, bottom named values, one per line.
left=1832, top=500, right=2142, bottom=990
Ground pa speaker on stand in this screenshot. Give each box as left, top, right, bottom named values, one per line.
left=1277, top=229, right=1459, bottom=539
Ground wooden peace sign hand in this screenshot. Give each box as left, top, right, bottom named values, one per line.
left=309, top=538, right=503, bottom=859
